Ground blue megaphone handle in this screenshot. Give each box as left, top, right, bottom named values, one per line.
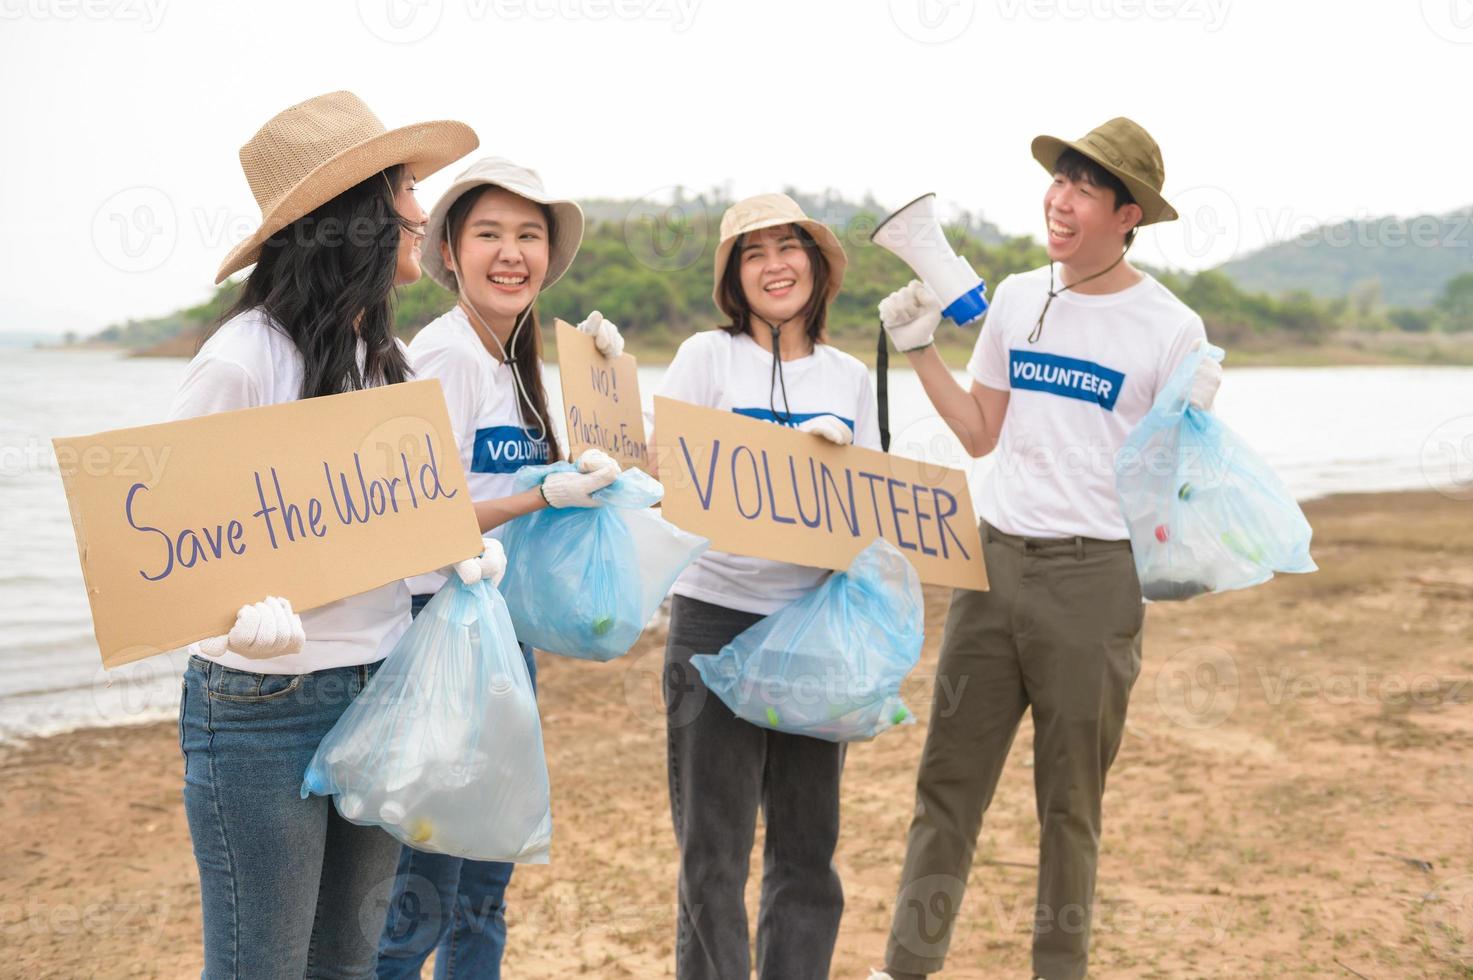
left=942, top=282, right=989, bottom=327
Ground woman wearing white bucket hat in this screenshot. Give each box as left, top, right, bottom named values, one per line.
left=650, top=193, right=881, bottom=980
left=374, top=157, right=625, bottom=980
left=168, top=91, right=477, bottom=977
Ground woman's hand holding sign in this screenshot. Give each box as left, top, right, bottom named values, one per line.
left=575, top=310, right=625, bottom=359
left=797, top=414, right=854, bottom=446
left=198, top=595, right=306, bottom=659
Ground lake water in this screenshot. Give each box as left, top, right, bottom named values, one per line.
left=3, top=348, right=1470, bottom=741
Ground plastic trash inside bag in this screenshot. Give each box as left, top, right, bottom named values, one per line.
left=499, top=463, right=708, bottom=661
left=1115, top=342, right=1317, bottom=602
left=301, top=578, right=551, bottom=863
left=691, top=537, right=924, bottom=742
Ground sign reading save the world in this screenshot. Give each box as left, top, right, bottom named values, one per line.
left=55, top=380, right=483, bottom=667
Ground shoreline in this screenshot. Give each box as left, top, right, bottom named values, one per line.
left=23, top=335, right=1473, bottom=368
left=1, top=485, right=1468, bottom=750
left=4, top=487, right=1471, bottom=977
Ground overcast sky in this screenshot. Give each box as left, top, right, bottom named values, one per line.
left=3, top=0, right=1467, bottom=335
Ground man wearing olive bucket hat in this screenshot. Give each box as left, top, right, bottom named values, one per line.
left=868, top=118, right=1221, bottom=980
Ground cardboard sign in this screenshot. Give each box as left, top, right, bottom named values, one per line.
left=555, top=318, right=651, bottom=474
left=653, top=397, right=988, bottom=591
left=55, top=380, right=483, bottom=667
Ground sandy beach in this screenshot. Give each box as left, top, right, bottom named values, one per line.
left=3, top=489, right=1470, bottom=979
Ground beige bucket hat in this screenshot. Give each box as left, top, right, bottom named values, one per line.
left=215, top=90, right=478, bottom=283
left=711, top=193, right=847, bottom=314
left=420, top=157, right=585, bottom=293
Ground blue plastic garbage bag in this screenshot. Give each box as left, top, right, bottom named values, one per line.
left=499, top=463, right=708, bottom=661
left=301, top=577, right=551, bottom=863
left=1115, top=342, right=1317, bottom=601
left=691, top=538, right=923, bottom=743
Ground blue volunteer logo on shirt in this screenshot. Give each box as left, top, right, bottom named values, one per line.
left=1009, top=350, right=1126, bottom=411
left=732, top=408, right=856, bottom=433
left=471, top=425, right=550, bottom=474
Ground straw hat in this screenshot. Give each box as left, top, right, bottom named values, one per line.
left=420, top=157, right=585, bottom=292
left=1030, top=116, right=1178, bottom=226
left=711, top=193, right=847, bottom=314
left=215, top=90, right=478, bottom=283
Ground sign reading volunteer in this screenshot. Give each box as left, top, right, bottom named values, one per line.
left=55, top=380, right=483, bottom=668
left=655, top=396, right=988, bottom=591
left=555, top=317, right=651, bottom=474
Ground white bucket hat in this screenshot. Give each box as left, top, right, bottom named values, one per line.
left=421, top=157, right=585, bottom=292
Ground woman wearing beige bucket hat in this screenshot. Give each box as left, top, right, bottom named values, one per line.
left=650, top=192, right=880, bottom=980
left=374, top=157, right=626, bottom=980
left=166, top=90, right=476, bottom=978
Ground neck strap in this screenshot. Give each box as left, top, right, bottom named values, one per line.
left=1028, top=243, right=1133, bottom=344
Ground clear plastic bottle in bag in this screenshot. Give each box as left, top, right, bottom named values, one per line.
left=1115, top=343, right=1317, bottom=601
left=301, top=577, right=552, bottom=863
left=692, top=537, right=924, bottom=742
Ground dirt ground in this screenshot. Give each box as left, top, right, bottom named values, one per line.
left=3, top=490, right=1470, bottom=978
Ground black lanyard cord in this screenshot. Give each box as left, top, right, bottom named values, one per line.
left=876, top=323, right=890, bottom=452
left=1028, top=243, right=1132, bottom=344
left=751, top=313, right=800, bottom=425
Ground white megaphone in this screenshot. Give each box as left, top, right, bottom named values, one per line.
left=870, top=193, right=989, bottom=326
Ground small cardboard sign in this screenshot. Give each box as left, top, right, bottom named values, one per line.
left=555, top=318, right=651, bottom=474
left=653, top=397, right=988, bottom=591
left=54, top=380, right=483, bottom=667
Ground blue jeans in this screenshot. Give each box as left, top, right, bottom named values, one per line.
left=376, top=594, right=538, bottom=980
left=179, top=654, right=404, bottom=979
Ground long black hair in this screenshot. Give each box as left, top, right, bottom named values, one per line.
left=215, top=164, right=414, bottom=398
left=443, top=186, right=564, bottom=462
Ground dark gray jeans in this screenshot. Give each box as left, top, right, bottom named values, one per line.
left=664, top=594, right=845, bottom=980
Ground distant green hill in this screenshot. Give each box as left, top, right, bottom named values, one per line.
left=92, top=191, right=1030, bottom=356
left=90, top=192, right=1473, bottom=365
left=575, top=187, right=1008, bottom=246
left=1217, top=206, right=1473, bottom=308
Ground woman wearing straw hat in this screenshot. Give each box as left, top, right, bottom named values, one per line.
left=167, top=91, right=478, bottom=978
left=374, top=157, right=624, bottom=980
left=650, top=193, right=881, bottom=980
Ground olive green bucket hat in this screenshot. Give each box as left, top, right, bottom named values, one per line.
left=1030, top=116, right=1178, bottom=226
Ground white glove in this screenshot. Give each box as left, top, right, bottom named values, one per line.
left=198, top=596, right=306, bottom=660
left=450, top=536, right=507, bottom=588
left=574, top=447, right=618, bottom=474
left=1188, top=340, right=1223, bottom=411
left=877, top=279, right=942, bottom=353
left=797, top=414, right=853, bottom=446
left=541, top=447, right=621, bottom=508
left=576, top=310, right=625, bottom=359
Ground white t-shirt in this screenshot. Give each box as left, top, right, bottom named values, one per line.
left=405, top=305, right=552, bottom=594
left=168, top=308, right=412, bottom=675
left=654, top=329, right=881, bottom=615
left=967, top=265, right=1206, bottom=540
